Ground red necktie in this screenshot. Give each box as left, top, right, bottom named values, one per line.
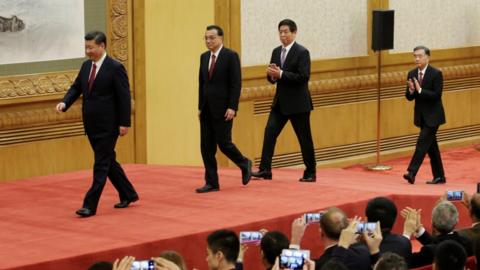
left=88, top=63, right=97, bottom=91
left=418, top=71, right=423, bottom=85
left=208, top=54, right=216, bottom=80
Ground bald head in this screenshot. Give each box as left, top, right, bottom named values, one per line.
left=320, top=207, right=348, bottom=240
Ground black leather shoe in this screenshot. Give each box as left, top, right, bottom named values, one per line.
left=76, top=208, right=96, bottom=217
left=299, top=173, right=316, bottom=182
left=242, top=159, right=252, bottom=185
left=426, top=177, right=446, bottom=184
left=114, top=195, right=139, bottom=208
left=403, top=171, right=416, bottom=184
left=251, top=170, right=272, bottom=180
left=196, top=185, right=219, bottom=193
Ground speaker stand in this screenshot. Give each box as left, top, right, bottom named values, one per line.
left=365, top=51, right=392, bottom=171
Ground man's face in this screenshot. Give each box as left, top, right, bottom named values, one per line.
left=85, top=39, right=105, bottom=62
left=205, top=29, right=223, bottom=52
left=206, top=247, right=219, bottom=270
left=413, top=49, right=429, bottom=69
left=278, top=25, right=296, bottom=46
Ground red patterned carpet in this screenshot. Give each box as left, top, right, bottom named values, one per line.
left=0, top=145, right=479, bottom=270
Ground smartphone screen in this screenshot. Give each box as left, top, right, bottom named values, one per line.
left=280, top=249, right=309, bottom=270
left=239, top=231, right=263, bottom=245
left=304, top=213, right=322, bottom=224
left=447, top=191, right=464, bottom=201
left=130, top=260, right=155, bottom=270
left=356, top=222, right=377, bottom=234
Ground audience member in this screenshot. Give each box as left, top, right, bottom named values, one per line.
left=206, top=229, right=240, bottom=270
left=158, top=250, right=187, bottom=270
left=402, top=200, right=472, bottom=268
left=365, top=197, right=412, bottom=261
left=88, top=261, right=113, bottom=270
left=373, top=252, right=407, bottom=270
left=319, top=259, right=348, bottom=270
left=432, top=240, right=467, bottom=270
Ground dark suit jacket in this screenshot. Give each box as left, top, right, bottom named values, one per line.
left=198, top=46, right=241, bottom=119
left=458, top=223, right=480, bottom=264
left=405, top=65, right=446, bottom=128
left=268, top=42, right=313, bottom=115
left=409, top=230, right=473, bottom=268
left=62, top=56, right=131, bottom=138
left=315, top=244, right=371, bottom=270
left=379, top=232, right=412, bottom=262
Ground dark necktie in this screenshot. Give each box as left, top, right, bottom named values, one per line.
left=280, top=47, right=286, bottom=68
left=208, top=54, right=216, bottom=80
left=88, top=63, right=97, bottom=91
left=418, top=71, right=423, bottom=85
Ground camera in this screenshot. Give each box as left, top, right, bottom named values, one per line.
left=239, top=231, right=263, bottom=245
left=304, top=213, right=322, bottom=224
left=279, top=249, right=310, bottom=270
left=447, top=190, right=464, bottom=201
left=130, top=260, right=155, bottom=270
left=356, top=222, right=377, bottom=234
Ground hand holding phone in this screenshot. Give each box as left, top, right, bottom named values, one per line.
left=279, top=249, right=310, bottom=270
left=130, top=260, right=155, bottom=270
left=356, top=222, right=377, bottom=234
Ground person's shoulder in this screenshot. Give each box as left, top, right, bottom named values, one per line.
left=294, top=42, right=308, bottom=51
left=106, top=56, right=124, bottom=68
left=428, top=65, right=442, bottom=75
left=222, top=47, right=239, bottom=56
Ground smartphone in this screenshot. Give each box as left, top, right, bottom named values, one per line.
left=279, top=249, right=310, bottom=270
left=239, top=231, right=263, bottom=245
left=304, top=213, right=322, bottom=224
left=447, top=190, right=464, bottom=201
left=356, top=222, right=377, bottom=234
left=130, top=260, right=155, bottom=270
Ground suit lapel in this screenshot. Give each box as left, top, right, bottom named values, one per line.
left=93, top=56, right=111, bottom=89
left=210, top=48, right=225, bottom=80
left=421, top=65, right=432, bottom=86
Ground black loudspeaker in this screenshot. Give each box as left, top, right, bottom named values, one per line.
left=372, top=10, right=394, bottom=51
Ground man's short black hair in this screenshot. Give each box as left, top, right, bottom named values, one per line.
left=319, top=259, right=348, bottom=270
left=88, top=261, right=112, bottom=270
left=85, top=31, right=107, bottom=47
left=207, top=229, right=239, bottom=264
left=366, top=197, right=397, bottom=232
left=260, top=231, right=290, bottom=266
left=434, top=240, right=467, bottom=270
left=413, top=45, right=430, bottom=56
left=374, top=252, right=407, bottom=270
left=206, top=25, right=224, bottom=37
left=278, top=19, right=297, bottom=32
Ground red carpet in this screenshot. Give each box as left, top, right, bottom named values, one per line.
left=1, top=145, right=479, bottom=270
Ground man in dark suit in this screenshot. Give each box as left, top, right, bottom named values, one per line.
left=196, top=25, right=252, bottom=193
left=56, top=31, right=138, bottom=217
left=403, top=45, right=446, bottom=185
left=365, top=197, right=412, bottom=262
left=457, top=193, right=480, bottom=264
left=252, top=19, right=316, bottom=182
left=402, top=201, right=472, bottom=268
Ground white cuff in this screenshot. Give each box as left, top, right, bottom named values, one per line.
left=418, top=88, right=422, bottom=94
left=415, top=227, right=426, bottom=238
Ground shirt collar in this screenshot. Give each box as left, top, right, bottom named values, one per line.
left=418, top=64, right=428, bottom=75
left=282, top=41, right=295, bottom=52
left=211, top=44, right=223, bottom=58
left=93, top=52, right=107, bottom=67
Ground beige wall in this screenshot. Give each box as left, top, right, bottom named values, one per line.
left=144, top=0, right=214, bottom=165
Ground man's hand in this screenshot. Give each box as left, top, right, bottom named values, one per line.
left=303, top=259, right=315, bottom=270
left=113, top=256, right=135, bottom=270
left=413, top=77, right=421, bottom=92
left=267, top=65, right=281, bottom=80
left=363, top=221, right=382, bottom=255
left=338, top=216, right=360, bottom=249
left=291, top=217, right=307, bottom=246
left=224, top=108, right=235, bottom=121
left=152, top=257, right=181, bottom=270
left=237, top=244, right=249, bottom=263
left=56, top=102, right=66, bottom=113
left=402, top=207, right=422, bottom=237
left=119, top=126, right=129, bottom=136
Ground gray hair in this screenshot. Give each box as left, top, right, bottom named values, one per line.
left=432, top=201, right=458, bottom=234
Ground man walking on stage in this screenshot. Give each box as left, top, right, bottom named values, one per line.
left=403, top=45, right=446, bottom=185
left=196, top=25, right=252, bottom=193
left=56, top=31, right=138, bottom=217
left=252, top=19, right=316, bottom=182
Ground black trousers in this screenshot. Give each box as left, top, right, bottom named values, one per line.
left=407, top=125, right=445, bottom=177
left=83, top=135, right=138, bottom=211
left=258, top=107, right=316, bottom=173
left=200, top=109, right=248, bottom=188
